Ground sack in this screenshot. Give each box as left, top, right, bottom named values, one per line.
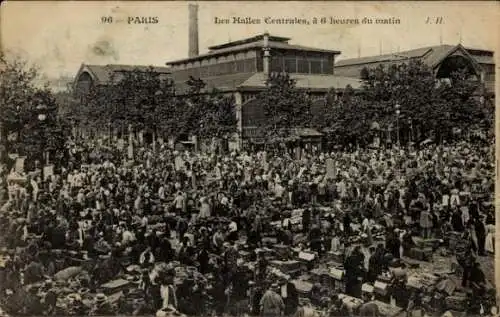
left=445, top=295, right=468, bottom=311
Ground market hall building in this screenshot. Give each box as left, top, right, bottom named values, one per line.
left=73, top=4, right=361, bottom=150
left=334, top=44, right=495, bottom=98
left=165, top=31, right=361, bottom=150
left=72, top=4, right=494, bottom=150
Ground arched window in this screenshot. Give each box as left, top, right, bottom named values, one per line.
left=436, top=55, right=478, bottom=80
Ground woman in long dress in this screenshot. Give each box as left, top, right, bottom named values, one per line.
left=485, top=224, right=495, bottom=254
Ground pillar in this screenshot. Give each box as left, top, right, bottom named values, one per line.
left=234, top=91, right=243, bottom=151
left=263, top=32, right=270, bottom=76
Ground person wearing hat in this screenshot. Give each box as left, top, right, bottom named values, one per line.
left=282, top=276, right=298, bottom=316
left=358, top=300, right=381, bottom=317
left=68, top=293, right=88, bottom=316
left=173, top=191, right=185, bottom=216
left=41, top=279, right=57, bottom=315
left=90, top=293, right=113, bottom=316
left=259, top=283, right=284, bottom=317
left=469, top=260, right=487, bottom=305
left=474, top=215, right=487, bottom=256
left=455, top=230, right=475, bottom=288
left=24, top=284, right=44, bottom=315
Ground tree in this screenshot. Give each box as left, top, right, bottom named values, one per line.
left=255, top=72, right=312, bottom=142
left=326, top=60, right=491, bottom=146
left=74, top=67, right=176, bottom=138
left=109, top=67, right=176, bottom=134
left=0, top=53, right=67, bottom=166
left=177, top=78, right=237, bottom=141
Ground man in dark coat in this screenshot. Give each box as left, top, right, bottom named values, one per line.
left=385, top=230, right=401, bottom=259
left=469, top=260, right=487, bottom=312
left=474, top=217, right=486, bottom=256
left=343, top=212, right=352, bottom=238
left=455, top=231, right=475, bottom=287
left=309, top=225, right=323, bottom=255
left=283, top=279, right=299, bottom=316
left=345, top=246, right=364, bottom=298
left=197, top=247, right=210, bottom=275
left=367, top=245, right=384, bottom=283
left=302, top=208, right=311, bottom=234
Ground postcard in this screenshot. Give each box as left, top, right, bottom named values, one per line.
left=0, top=1, right=498, bottom=316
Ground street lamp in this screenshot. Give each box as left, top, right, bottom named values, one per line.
left=36, top=105, right=48, bottom=174
left=408, top=118, right=413, bottom=146
left=395, top=103, right=401, bottom=147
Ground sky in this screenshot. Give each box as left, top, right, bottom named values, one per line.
left=1, top=1, right=499, bottom=83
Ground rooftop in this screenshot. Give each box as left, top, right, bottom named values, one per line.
left=79, top=64, right=172, bottom=84
left=172, top=71, right=362, bottom=94
left=167, top=33, right=341, bottom=66
left=335, top=44, right=494, bottom=67
left=208, top=34, right=291, bottom=50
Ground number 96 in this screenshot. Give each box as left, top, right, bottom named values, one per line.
left=101, top=16, right=113, bottom=24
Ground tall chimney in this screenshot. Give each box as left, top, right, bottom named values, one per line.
left=262, top=32, right=270, bottom=76
left=188, top=4, right=199, bottom=58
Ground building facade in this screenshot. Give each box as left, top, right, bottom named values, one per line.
left=335, top=44, right=495, bottom=96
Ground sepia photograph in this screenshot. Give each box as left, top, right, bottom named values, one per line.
left=0, top=1, right=498, bottom=317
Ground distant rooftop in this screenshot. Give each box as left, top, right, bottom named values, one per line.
left=78, top=64, right=171, bottom=84
left=336, top=44, right=494, bottom=67
left=208, top=34, right=291, bottom=51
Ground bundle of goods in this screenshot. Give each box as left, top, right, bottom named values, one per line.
left=419, top=273, right=440, bottom=288
left=238, top=250, right=253, bottom=262
left=291, top=279, right=314, bottom=298
left=297, top=251, right=317, bottom=270
left=101, top=279, right=131, bottom=295
left=374, top=280, right=391, bottom=302
left=55, top=292, right=92, bottom=315
left=309, top=268, right=329, bottom=284
left=269, top=260, right=301, bottom=274
left=156, top=307, right=188, bottom=317
left=292, top=234, right=308, bottom=246
left=427, top=292, right=447, bottom=314
left=54, top=266, right=84, bottom=281
left=324, top=250, right=343, bottom=263
left=255, top=247, right=275, bottom=258
left=409, top=246, right=433, bottom=261
left=406, top=275, right=425, bottom=291
left=429, top=256, right=454, bottom=276
left=289, top=208, right=303, bottom=218
left=289, top=216, right=303, bottom=232
left=328, top=266, right=346, bottom=292
left=371, top=300, right=404, bottom=317
left=273, top=244, right=291, bottom=260
left=445, top=292, right=468, bottom=311
left=261, top=237, right=278, bottom=247
left=389, top=266, right=408, bottom=282
left=338, top=294, right=364, bottom=314
left=270, top=220, right=282, bottom=229
left=362, top=283, right=375, bottom=298
left=435, top=278, right=457, bottom=296
left=268, top=267, right=291, bottom=281
left=413, top=237, right=441, bottom=253
left=447, top=231, right=462, bottom=251
left=406, top=273, right=439, bottom=292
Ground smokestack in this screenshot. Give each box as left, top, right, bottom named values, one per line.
left=263, top=32, right=270, bottom=76
left=188, top=4, right=199, bottom=58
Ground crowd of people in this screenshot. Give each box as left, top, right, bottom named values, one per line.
left=0, top=135, right=495, bottom=317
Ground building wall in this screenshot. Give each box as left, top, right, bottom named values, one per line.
left=170, top=50, right=259, bottom=80
left=173, top=58, right=257, bottom=81
left=479, top=63, right=495, bottom=94
left=170, top=49, right=336, bottom=79
left=269, top=50, right=334, bottom=75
